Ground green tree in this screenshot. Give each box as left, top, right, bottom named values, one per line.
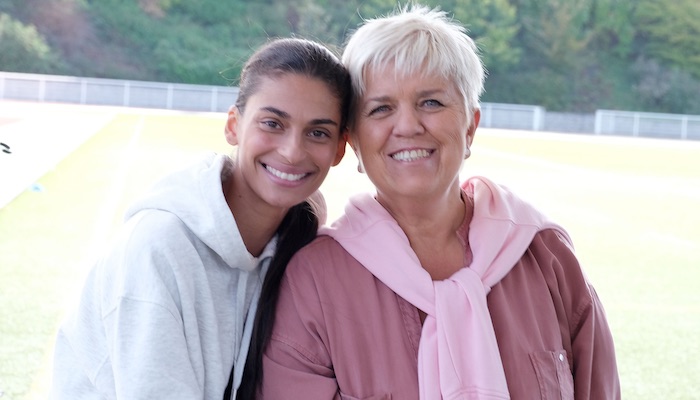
left=631, top=56, right=700, bottom=114
left=487, top=0, right=636, bottom=112
left=634, top=0, right=700, bottom=79
left=281, top=0, right=397, bottom=46
left=433, top=0, right=520, bottom=73
left=587, top=0, right=635, bottom=58
left=518, top=0, right=593, bottom=72
left=0, top=12, right=57, bottom=72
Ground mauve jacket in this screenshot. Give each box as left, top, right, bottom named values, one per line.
left=261, top=195, right=620, bottom=400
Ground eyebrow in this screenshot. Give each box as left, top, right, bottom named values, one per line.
left=364, top=96, right=389, bottom=104
left=364, top=89, right=446, bottom=103
left=418, top=89, right=445, bottom=97
left=261, top=106, right=338, bottom=126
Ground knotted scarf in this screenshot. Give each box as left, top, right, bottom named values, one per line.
left=320, top=176, right=572, bottom=400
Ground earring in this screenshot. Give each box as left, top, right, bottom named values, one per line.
left=464, top=146, right=471, bottom=160
left=357, top=163, right=364, bottom=173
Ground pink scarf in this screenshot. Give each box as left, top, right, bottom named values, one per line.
left=320, top=176, right=571, bottom=400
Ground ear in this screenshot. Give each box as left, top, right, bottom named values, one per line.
left=466, top=109, right=481, bottom=147
left=224, top=105, right=240, bottom=146
left=346, top=133, right=365, bottom=173
left=347, top=133, right=364, bottom=159
left=332, top=131, right=348, bottom=166
left=346, top=133, right=359, bottom=155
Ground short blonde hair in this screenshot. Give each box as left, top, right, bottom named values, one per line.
left=342, top=4, right=485, bottom=122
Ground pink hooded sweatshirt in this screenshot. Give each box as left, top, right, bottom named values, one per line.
left=261, top=177, right=620, bottom=400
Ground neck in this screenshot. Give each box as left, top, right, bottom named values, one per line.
left=377, top=185, right=466, bottom=244
left=223, top=173, right=287, bottom=257
left=377, top=185, right=472, bottom=280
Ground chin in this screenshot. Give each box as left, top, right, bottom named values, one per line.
left=265, top=193, right=309, bottom=211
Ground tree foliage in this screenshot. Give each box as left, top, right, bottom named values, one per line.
left=587, top=0, right=636, bottom=58
left=634, top=0, right=700, bottom=80
left=631, top=57, right=700, bottom=114
left=0, top=12, right=58, bottom=73
left=428, top=0, right=520, bottom=73
left=1, top=0, right=700, bottom=114
left=518, top=0, right=593, bottom=71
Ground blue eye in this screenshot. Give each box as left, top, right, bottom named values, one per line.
left=423, top=99, right=443, bottom=107
left=367, top=105, right=390, bottom=116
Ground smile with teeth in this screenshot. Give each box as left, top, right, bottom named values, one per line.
left=391, top=149, right=432, bottom=162
left=264, top=164, right=308, bottom=181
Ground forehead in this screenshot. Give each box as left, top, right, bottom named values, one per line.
left=255, top=73, right=333, bottom=97
left=361, top=64, right=458, bottom=99
left=248, top=73, right=341, bottom=117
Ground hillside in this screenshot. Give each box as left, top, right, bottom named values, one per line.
left=2, top=0, right=700, bottom=114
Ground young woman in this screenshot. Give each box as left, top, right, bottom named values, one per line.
left=49, top=37, right=351, bottom=400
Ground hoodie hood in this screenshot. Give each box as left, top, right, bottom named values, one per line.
left=125, top=153, right=257, bottom=271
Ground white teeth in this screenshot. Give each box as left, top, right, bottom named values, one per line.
left=391, top=149, right=431, bottom=161
left=265, top=165, right=306, bottom=181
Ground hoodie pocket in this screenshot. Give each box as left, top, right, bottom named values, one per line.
left=529, top=350, right=574, bottom=400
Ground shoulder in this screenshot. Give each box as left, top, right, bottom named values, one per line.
left=283, top=234, right=377, bottom=294
left=528, top=229, right=584, bottom=283
left=121, top=210, right=196, bottom=254
left=525, top=229, right=598, bottom=325
left=287, top=235, right=362, bottom=274
left=493, top=228, right=594, bottom=320
left=92, top=210, right=202, bottom=303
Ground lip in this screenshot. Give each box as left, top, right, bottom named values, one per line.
left=388, top=148, right=435, bottom=162
left=261, top=162, right=311, bottom=183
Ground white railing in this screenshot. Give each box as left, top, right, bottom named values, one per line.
left=2, top=71, right=700, bottom=140
left=0, top=71, right=239, bottom=113
left=595, top=109, right=700, bottom=140
left=480, top=102, right=545, bottom=131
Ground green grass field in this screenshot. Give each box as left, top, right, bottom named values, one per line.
left=1, top=104, right=699, bottom=399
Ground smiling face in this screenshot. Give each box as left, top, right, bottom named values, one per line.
left=351, top=65, right=478, bottom=206
left=225, top=73, right=346, bottom=213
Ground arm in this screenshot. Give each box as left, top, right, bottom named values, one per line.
left=545, top=230, right=621, bottom=400
left=98, top=218, right=207, bottom=400
left=50, top=246, right=206, bottom=400
left=259, top=249, right=340, bottom=400
left=570, top=285, right=621, bottom=400
left=102, top=297, right=203, bottom=399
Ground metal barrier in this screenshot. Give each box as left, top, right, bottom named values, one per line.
left=2, top=71, right=700, bottom=140
left=480, top=102, right=545, bottom=131
left=0, top=71, right=239, bottom=113
left=595, top=109, right=700, bottom=140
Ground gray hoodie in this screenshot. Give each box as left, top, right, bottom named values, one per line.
left=50, top=153, right=275, bottom=399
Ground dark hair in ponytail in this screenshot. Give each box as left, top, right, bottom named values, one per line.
left=236, top=201, right=319, bottom=399
left=232, top=37, right=351, bottom=400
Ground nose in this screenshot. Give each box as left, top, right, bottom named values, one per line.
left=393, top=106, right=424, bottom=137
left=278, top=132, right=305, bottom=164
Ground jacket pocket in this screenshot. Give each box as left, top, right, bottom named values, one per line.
left=339, top=393, right=391, bottom=400
left=529, top=350, right=574, bottom=400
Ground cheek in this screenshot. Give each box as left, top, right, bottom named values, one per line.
left=245, top=131, right=277, bottom=150
left=353, top=125, right=383, bottom=152
left=310, top=143, right=341, bottom=168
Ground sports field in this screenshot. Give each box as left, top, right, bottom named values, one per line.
left=1, top=101, right=698, bottom=399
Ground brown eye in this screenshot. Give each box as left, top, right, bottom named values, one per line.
left=261, top=120, right=282, bottom=130
left=309, top=130, right=331, bottom=139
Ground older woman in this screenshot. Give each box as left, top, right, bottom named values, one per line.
left=258, top=5, right=620, bottom=400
